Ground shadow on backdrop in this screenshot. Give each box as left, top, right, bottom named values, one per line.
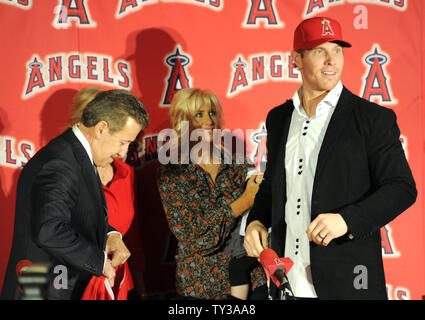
left=39, top=88, right=78, bottom=147
left=123, top=28, right=186, bottom=298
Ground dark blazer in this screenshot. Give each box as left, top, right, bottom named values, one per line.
left=1, top=128, right=112, bottom=300
left=247, top=87, right=417, bottom=299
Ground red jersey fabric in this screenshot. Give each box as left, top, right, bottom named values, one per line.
left=81, top=260, right=131, bottom=300
left=104, top=158, right=135, bottom=236
left=82, top=159, right=142, bottom=300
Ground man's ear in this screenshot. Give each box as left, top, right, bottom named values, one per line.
left=291, top=50, right=302, bottom=70
left=94, top=120, right=109, bottom=138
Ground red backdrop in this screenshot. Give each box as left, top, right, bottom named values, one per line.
left=0, top=0, right=423, bottom=299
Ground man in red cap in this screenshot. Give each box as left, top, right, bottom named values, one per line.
left=244, top=17, right=416, bottom=299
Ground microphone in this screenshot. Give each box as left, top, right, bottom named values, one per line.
left=16, top=260, right=52, bottom=300
left=16, top=259, right=33, bottom=277
left=259, top=248, right=294, bottom=294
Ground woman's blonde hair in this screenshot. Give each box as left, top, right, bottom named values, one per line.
left=167, top=88, right=224, bottom=162
left=169, top=87, right=223, bottom=134
left=67, top=86, right=104, bottom=127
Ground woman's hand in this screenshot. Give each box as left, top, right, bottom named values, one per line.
left=244, top=174, right=263, bottom=206
left=230, top=174, right=263, bottom=216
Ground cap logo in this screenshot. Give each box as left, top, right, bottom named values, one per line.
left=321, top=18, right=334, bottom=36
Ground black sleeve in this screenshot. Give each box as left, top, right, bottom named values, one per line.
left=340, top=108, right=417, bottom=238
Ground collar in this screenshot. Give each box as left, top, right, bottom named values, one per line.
left=291, top=81, right=343, bottom=116
left=72, top=125, right=94, bottom=166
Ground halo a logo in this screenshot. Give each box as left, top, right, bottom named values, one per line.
left=250, top=123, right=267, bottom=169
left=162, top=46, right=192, bottom=106
left=321, top=18, right=334, bottom=36
left=361, top=45, right=396, bottom=105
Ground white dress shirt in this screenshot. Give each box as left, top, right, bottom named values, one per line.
left=284, top=81, right=343, bottom=298
left=72, top=125, right=94, bottom=166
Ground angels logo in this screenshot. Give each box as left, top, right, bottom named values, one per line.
left=116, top=0, right=222, bottom=18
left=161, top=47, right=192, bottom=106
left=125, top=140, right=143, bottom=168
left=304, top=0, right=407, bottom=17
left=381, top=224, right=400, bottom=257
left=361, top=45, right=396, bottom=105
left=24, top=57, right=46, bottom=97
left=23, top=53, right=132, bottom=99
left=321, top=18, right=334, bottom=35
left=228, top=53, right=300, bottom=97
left=0, top=0, right=31, bottom=9
left=243, top=0, right=283, bottom=28
left=229, top=57, right=249, bottom=95
left=53, top=0, right=96, bottom=29
left=116, top=0, right=156, bottom=18
left=143, top=134, right=159, bottom=162
left=0, top=136, right=34, bottom=168
left=125, top=134, right=159, bottom=167
left=250, top=123, right=267, bottom=169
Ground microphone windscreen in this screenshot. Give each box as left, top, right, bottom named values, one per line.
left=16, top=259, right=32, bottom=276
left=259, top=248, right=278, bottom=263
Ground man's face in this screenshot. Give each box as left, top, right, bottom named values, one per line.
left=293, top=42, right=344, bottom=95
left=92, top=117, right=142, bottom=167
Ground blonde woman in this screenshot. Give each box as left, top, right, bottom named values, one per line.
left=157, top=88, right=265, bottom=300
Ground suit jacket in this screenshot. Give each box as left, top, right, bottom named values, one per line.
left=247, top=87, right=417, bottom=299
left=1, top=128, right=112, bottom=300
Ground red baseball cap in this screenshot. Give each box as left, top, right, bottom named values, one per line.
left=293, top=17, right=351, bottom=51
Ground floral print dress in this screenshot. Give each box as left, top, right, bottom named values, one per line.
left=158, top=160, right=265, bottom=299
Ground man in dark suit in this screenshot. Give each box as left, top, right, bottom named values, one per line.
left=244, top=17, right=417, bottom=299
left=1, top=89, right=149, bottom=299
